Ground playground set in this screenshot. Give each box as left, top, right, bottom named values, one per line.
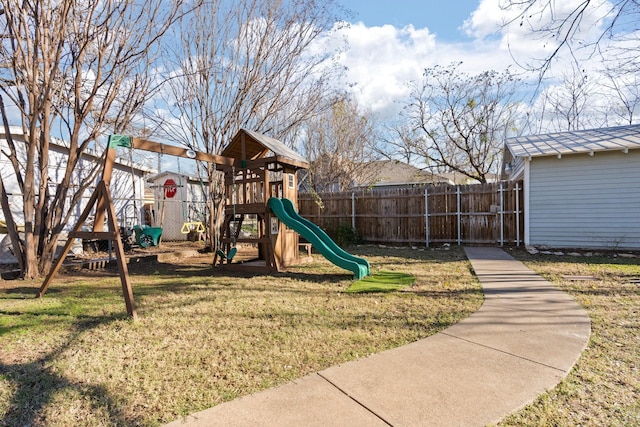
left=37, top=129, right=369, bottom=318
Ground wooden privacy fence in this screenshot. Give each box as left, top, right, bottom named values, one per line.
left=298, top=181, right=524, bottom=246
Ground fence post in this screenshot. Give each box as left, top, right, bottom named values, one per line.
left=499, top=181, right=504, bottom=246
left=425, top=187, right=429, bottom=247
left=351, top=192, right=355, bottom=230
left=515, top=182, right=520, bottom=246
left=456, top=186, right=461, bottom=245
left=297, top=184, right=523, bottom=247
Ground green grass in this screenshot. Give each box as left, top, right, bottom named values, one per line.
left=0, top=245, right=482, bottom=427
left=498, top=248, right=640, bottom=426
left=346, top=270, right=416, bottom=293
left=7, top=245, right=635, bottom=426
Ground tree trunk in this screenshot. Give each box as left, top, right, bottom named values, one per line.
left=23, top=238, right=39, bottom=280
left=0, top=176, right=25, bottom=272
left=38, top=234, right=60, bottom=277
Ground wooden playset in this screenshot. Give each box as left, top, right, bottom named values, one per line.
left=37, top=129, right=311, bottom=318
left=214, top=129, right=310, bottom=272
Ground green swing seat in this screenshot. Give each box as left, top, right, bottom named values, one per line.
left=216, top=247, right=237, bottom=260
left=133, top=225, right=163, bottom=247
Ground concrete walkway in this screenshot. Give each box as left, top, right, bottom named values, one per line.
left=165, top=247, right=590, bottom=426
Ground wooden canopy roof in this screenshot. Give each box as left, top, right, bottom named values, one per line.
left=221, top=129, right=309, bottom=169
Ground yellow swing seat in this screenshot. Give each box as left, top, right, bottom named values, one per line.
left=180, top=221, right=205, bottom=234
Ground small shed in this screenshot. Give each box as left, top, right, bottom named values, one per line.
left=146, top=171, right=208, bottom=241
left=503, top=124, right=640, bottom=250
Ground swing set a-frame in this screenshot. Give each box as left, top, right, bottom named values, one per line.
left=37, top=129, right=310, bottom=318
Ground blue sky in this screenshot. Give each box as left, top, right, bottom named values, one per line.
left=328, top=0, right=520, bottom=118
left=339, top=0, right=482, bottom=41
left=327, top=0, right=617, bottom=120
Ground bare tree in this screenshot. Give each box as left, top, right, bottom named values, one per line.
left=602, top=66, right=640, bottom=125
left=403, top=62, right=521, bottom=183
left=520, top=62, right=639, bottom=133
left=538, top=65, right=605, bottom=131
left=502, top=1, right=640, bottom=79
left=302, top=96, right=377, bottom=192
left=0, top=0, right=190, bottom=279
left=154, top=0, right=345, bottom=249
left=376, top=121, right=422, bottom=165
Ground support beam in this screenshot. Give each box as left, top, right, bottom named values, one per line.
left=38, top=181, right=137, bottom=318
left=93, top=147, right=118, bottom=232
left=131, top=137, right=236, bottom=167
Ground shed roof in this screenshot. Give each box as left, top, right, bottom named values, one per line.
left=221, top=129, right=308, bottom=169
left=506, top=124, right=640, bottom=158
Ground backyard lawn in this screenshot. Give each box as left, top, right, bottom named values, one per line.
left=0, top=245, right=482, bottom=426
left=500, top=249, right=640, bottom=426
left=1, top=245, right=638, bottom=426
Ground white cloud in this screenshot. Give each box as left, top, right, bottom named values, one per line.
left=331, top=18, right=526, bottom=119
left=332, top=22, right=437, bottom=117
left=465, top=0, right=612, bottom=40
left=463, top=0, right=621, bottom=76
left=462, top=0, right=511, bottom=39
left=328, top=0, right=632, bottom=125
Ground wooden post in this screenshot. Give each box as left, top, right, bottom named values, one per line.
left=103, top=182, right=136, bottom=317
left=515, top=182, right=521, bottom=246
left=38, top=181, right=137, bottom=318
left=456, top=186, right=461, bottom=245
left=425, top=187, right=429, bottom=248
left=93, top=147, right=117, bottom=232
left=498, top=181, right=504, bottom=246
left=351, top=192, right=356, bottom=230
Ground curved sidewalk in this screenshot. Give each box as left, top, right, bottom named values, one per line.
left=165, top=247, right=591, bottom=426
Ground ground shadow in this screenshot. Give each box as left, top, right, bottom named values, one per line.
left=0, top=316, right=144, bottom=427
left=3, top=286, right=61, bottom=295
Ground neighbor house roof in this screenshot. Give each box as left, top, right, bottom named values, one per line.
left=354, top=160, right=450, bottom=188
left=506, top=124, right=640, bottom=158
left=221, top=129, right=309, bottom=169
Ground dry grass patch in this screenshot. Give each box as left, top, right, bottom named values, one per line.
left=499, top=249, right=640, bottom=426
left=0, top=245, right=481, bottom=427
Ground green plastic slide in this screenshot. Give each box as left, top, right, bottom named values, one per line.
left=268, top=198, right=369, bottom=279
left=279, top=198, right=370, bottom=271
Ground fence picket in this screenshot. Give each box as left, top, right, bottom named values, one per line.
left=298, top=181, right=524, bottom=246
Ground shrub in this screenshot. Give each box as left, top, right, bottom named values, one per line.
left=335, top=223, right=363, bottom=246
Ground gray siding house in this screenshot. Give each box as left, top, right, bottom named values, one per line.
left=503, top=124, right=640, bottom=250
